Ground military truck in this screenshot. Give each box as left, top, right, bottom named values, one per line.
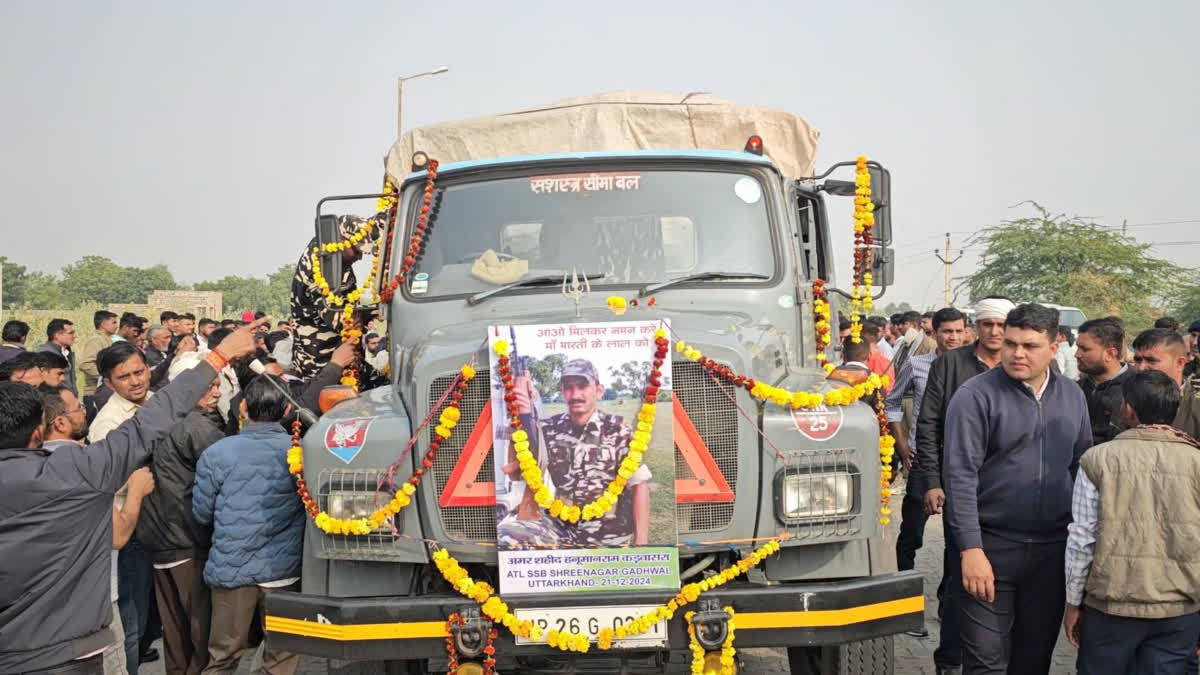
left=266, top=92, right=922, bottom=674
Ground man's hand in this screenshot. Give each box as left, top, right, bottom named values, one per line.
left=127, top=467, right=155, bottom=498
left=923, top=488, right=946, bottom=515
left=513, top=374, right=534, bottom=415
left=961, top=547, right=995, bottom=603
left=330, top=341, right=358, bottom=368
left=1063, top=603, right=1082, bottom=648
left=889, top=423, right=912, bottom=470
left=501, top=460, right=520, bottom=480
left=215, top=316, right=273, bottom=359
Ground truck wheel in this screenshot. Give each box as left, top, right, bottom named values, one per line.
left=326, top=659, right=426, bottom=674
left=787, top=636, right=894, bottom=675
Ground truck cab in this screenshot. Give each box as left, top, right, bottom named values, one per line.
left=267, top=93, right=921, bottom=674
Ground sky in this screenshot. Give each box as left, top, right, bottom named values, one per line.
left=2, top=0, right=1198, bottom=309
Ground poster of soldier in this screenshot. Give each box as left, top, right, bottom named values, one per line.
left=489, top=320, right=679, bottom=596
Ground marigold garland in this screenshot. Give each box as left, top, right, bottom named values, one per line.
left=674, top=340, right=887, bottom=410
left=432, top=537, right=782, bottom=653
left=811, top=280, right=834, bottom=375
left=444, top=612, right=496, bottom=675
left=380, top=160, right=440, bottom=303
left=685, top=607, right=736, bottom=675
left=288, top=364, right=476, bottom=535
left=849, top=156, right=875, bottom=343
left=493, top=328, right=669, bottom=524
left=874, top=394, right=895, bottom=524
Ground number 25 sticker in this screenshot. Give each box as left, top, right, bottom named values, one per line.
left=792, top=405, right=844, bottom=441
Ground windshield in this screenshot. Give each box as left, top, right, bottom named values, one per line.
left=402, top=168, right=776, bottom=299
left=1059, top=309, right=1086, bottom=328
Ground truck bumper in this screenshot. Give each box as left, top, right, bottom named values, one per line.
left=265, top=571, right=923, bottom=661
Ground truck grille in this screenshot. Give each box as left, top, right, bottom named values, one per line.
left=428, top=359, right=739, bottom=543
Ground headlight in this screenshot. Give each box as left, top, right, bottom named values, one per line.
left=779, top=472, right=853, bottom=520
left=325, top=490, right=392, bottom=532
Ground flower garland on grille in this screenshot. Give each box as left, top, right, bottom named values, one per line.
left=444, top=612, right=497, bottom=674
left=287, top=364, right=476, bottom=535
left=380, top=159, right=440, bottom=303
left=491, top=326, right=669, bottom=524
left=812, top=279, right=834, bottom=374
left=685, top=607, right=736, bottom=675
left=673, top=339, right=887, bottom=409
left=431, top=537, right=782, bottom=653
left=849, top=155, right=874, bottom=343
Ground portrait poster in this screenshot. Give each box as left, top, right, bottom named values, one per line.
left=489, top=320, right=678, bottom=596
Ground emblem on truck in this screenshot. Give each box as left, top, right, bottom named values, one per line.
left=324, top=418, right=374, bottom=464
left=791, top=405, right=844, bottom=441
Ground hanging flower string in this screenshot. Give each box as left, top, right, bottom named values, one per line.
left=685, top=607, right=736, bottom=675
left=380, top=160, right=440, bottom=303
left=812, top=279, right=834, bottom=374
left=875, top=394, right=895, bottom=524
left=674, top=339, right=887, bottom=409
left=493, top=326, right=668, bottom=524
left=849, top=156, right=875, bottom=343
left=432, top=536, right=782, bottom=654
left=288, top=364, right=476, bottom=535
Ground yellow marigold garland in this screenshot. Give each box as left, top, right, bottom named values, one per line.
left=685, top=607, right=736, bottom=675
left=850, top=156, right=875, bottom=343
left=432, top=537, right=783, bottom=653
left=875, top=393, right=895, bottom=524
left=812, top=279, right=834, bottom=375
left=674, top=339, right=887, bottom=410
left=288, top=364, right=476, bottom=535
left=492, top=328, right=670, bottom=524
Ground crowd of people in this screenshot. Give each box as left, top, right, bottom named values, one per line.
left=866, top=301, right=1200, bottom=674
left=0, top=306, right=378, bottom=675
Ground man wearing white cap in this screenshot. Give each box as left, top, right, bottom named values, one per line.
left=910, top=295, right=1013, bottom=673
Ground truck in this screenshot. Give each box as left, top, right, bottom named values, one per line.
left=266, top=91, right=923, bottom=674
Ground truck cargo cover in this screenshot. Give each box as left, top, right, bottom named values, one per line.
left=385, top=91, right=820, bottom=183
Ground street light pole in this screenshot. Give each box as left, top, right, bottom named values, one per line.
left=397, top=66, right=449, bottom=138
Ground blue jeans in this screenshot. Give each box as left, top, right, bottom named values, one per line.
left=1078, top=607, right=1200, bottom=675
left=117, top=539, right=152, bottom=675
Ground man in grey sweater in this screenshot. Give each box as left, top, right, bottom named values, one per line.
left=943, top=303, right=1093, bottom=674
left=0, top=318, right=267, bottom=674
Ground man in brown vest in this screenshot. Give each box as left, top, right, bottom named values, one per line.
left=1064, top=370, right=1200, bottom=673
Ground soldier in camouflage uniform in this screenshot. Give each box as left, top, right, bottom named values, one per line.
left=290, top=215, right=379, bottom=380
left=497, top=358, right=652, bottom=549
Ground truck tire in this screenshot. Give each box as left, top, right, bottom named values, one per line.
left=787, top=636, right=894, bottom=675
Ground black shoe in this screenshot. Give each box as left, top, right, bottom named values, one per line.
left=139, top=648, right=160, bottom=664
left=936, top=667, right=962, bottom=675
left=904, top=627, right=929, bottom=638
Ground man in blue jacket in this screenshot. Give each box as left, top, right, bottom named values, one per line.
left=193, top=374, right=304, bottom=674
left=944, top=303, right=1093, bottom=674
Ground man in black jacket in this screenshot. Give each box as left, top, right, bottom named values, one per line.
left=0, top=319, right=266, bottom=674
left=135, top=352, right=225, bottom=675
left=912, top=296, right=1011, bottom=674
left=945, top=304, right=1092, bottom=674
left=1076, top=317, right=1130, bottom=445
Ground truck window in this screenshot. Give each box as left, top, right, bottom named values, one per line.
left=405, top=169, right=774, bottom=298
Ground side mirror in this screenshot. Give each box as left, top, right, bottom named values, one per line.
left=868, top=165, right=892, bottom=247
left=316, top=214, right=343, bottom=290
left=871, top=246, right=895, bottom=286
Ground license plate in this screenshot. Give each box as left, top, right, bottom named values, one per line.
left=513, top=605, right=668, bottom=648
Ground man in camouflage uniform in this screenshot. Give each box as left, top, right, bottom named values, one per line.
left=497, top=359, right=651, bottom=549
left=290, top=215, right=379, bottom=380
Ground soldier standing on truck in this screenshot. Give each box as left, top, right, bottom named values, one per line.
left=289, top=215, right=379, bottom=380
left=499, top=359, right=651, bottom=548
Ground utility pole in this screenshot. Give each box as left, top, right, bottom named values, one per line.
left=934, top=232, right=963, bottom=307
left=396, top=66, right=450, bottom=138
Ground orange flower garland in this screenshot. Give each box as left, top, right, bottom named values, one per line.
left=380, top=160, right=439, bottom=303
left=288, top=364, right=476, bottom=534
left=812, top=279, right=834, bottom=374
left=874, top=394, right=895, bottom=524
left=444, top=612, right=496, bottom=674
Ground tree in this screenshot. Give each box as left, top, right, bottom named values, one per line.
left=608, top=359, right=672, bottom=399
left=961, top=203, right=1184, bottom=332
left=526, top=353, right=568, bottom=399
left=123, top=264, right=180, bottom=301
left=878, top=301, right=915, bottom=316
left=24, top=271, right=64, bottom=309
left=0, top=257, right=29, bottom=308
left=60, top=256, right=128, bottom=306
left=195, top=264, right=294, bottom=319
left=1173, top=277, right=1200, bottom=325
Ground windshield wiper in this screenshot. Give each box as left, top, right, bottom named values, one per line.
left=639, top=272, right=770, bottom=297
left=467, top=273, right=605, bottom=306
